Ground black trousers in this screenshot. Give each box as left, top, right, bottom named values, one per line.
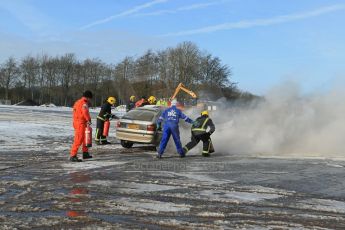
left=95, top=119, right=107, bottom=143
left=183, top=132, right=214, bottom=155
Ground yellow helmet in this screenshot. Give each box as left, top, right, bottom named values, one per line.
left=148, top=96, right=156, bottom=104
left=130, top=95, right=136, bottom=101
left=201, top=110, right=209, bottom=116
left=107, top=96, right=116, bottom=105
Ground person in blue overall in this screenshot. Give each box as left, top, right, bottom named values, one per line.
left=156, top=99, right=193, bottom=158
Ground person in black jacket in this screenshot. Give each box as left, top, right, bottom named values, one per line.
left=95, top=96, right=118, bottom=145
left=183, top=110, right=215, bottom=157
left=127, top=95, right=136, bottom=111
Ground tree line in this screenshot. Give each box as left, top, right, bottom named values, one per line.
left=0, top=41, right=253, bottom=107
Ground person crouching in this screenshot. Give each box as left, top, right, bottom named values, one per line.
left=183, top=110, right=215, bottom=157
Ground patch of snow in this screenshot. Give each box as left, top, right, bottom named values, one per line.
left=197, top=212, right=225, bottom=217
left=91, top=143, right=122, bottom=150
left=156, top=219, right=190, bottom=227
left=89, top=181, right=183, bottom=194
left=117, top=198, right=191, bottom=213
left=0, top=106, right=73, bottom=152
left=298, top=213, right=345, bottom=221
left=296, top=198, right=345, bottom=213
left=50, top=145, right=70, bottom=151
left=199, top=189, right=282, bottom=203
left=238, top=185, right=294, bottom=196
left=0, top=180, right=35, bottom=187
left=61, top=161, right=126, bottom=171
left=325, top=163, right=343, bottom=168
left=169, top=172, right=235, bottom=185
left=0, top=104, right=72, bottom=112
left=156, top=219, right=218, bottom=229
left=40, top=103, right=57, bottom=107
left=89, top=180, right=115, bottom=186
left=0, top=105, right=105, bottom=152
left=0, top=188, right=7, bottom=194
left=256, top=154, right=345, bottom=161
left=119, top=182, right=182, bottom=193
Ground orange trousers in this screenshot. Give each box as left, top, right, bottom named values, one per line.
left=70, top=123, right=88, bottom=157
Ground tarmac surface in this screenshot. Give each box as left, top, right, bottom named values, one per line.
left=1, top=105, right=345, bottom=229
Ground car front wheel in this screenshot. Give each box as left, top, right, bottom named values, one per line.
left=121, top=140, right=134, bottom=148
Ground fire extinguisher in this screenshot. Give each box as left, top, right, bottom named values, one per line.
left=85, top=124, right=92, bottom=147
left=103, top=120, right=110, bottom=137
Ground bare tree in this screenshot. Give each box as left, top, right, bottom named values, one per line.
left=174, top=41, right=200, bottom=85
left=41, top=55, right=59, bottom=104
left=20, top=55, right=40, bottom=100
left=114, top=57, right=135, bottom=103
left=58, top=53, right=76, bottom=106
left=0, top=41, right=245, bottom=106
left=199, top=53, right=231, bottom=87
left=0, top=57, right=19, bottom=100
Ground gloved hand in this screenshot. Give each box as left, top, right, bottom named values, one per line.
left=192, top=120, right=198, bottom=127
left=87, top=121, right=92, bottom=126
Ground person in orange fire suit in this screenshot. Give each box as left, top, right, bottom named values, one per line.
left=70, top=90, right=93, bottom=162
left=135, top=96, right=149, bottom=108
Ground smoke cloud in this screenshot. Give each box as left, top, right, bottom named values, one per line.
left=207, top=82, right=345, bottom=157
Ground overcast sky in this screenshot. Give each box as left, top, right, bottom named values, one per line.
left=0, top=0, right=344, bottom=94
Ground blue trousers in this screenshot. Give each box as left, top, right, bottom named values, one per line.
left=158, top=124, right=183, bottom=156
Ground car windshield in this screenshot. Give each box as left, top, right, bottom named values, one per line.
left=122, top=109, right=157, bottom=122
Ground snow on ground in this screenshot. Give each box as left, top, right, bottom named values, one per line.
left=0, top=105, right=121, bottom=152
left=0, top=105, right=73, bottom=152
left=295, top=199, right=345, bottom=214
left=0, top=121, right=72, bottom=151
left=61, top=161, right=127, bottom=172
left=116, top=197, right=191, bottom=213
left=2, top=105, right=345, bottom=229
left=117, top=182, right=182, bottom=193
left=198, top=189, right=282, bottom=202
left=169, top=171, right=236, bottom=185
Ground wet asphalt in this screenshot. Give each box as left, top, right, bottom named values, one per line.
left=1, top=145, right=345, bottom=229
left=1, top=105, right=345, bottom=229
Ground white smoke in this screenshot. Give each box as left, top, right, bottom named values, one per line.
left=212, top=82, right=345, bottom=157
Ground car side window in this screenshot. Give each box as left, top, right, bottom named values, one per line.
left=154, top=110, right=162, bottom=122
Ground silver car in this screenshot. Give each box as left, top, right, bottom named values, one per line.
left=115, top=105, right=164, bottom=148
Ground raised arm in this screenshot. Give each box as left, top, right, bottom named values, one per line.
left=179, top=111, right=193, bottom=124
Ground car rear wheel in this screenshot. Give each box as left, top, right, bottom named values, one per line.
left=121, top=140, right=134, bottom=148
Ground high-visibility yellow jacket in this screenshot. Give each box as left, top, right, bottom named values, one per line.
left=191, top=115, right=215, bottom=136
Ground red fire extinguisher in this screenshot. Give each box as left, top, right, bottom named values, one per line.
left=103, top=120, right=110, bottom=137
left=85, top=124, right=92, bottom=147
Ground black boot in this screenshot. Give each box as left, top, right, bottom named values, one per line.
left=202, top=152, right=210, bottom=157
left=70, top=156, right=82, bottom=162
left=83, top=152, right=93, bottom=159
left=101, top=140, right=111, bottom=145
left=95, top=140, right=102, bottom=145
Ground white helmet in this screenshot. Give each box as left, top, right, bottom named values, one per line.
left=171, top=99, right=177, bottom=106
